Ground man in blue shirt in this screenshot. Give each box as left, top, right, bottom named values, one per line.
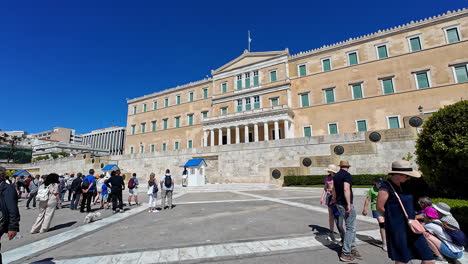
left=80, top=169, right=96, bottom=213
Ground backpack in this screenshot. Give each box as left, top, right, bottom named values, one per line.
left=82, top=178, right=90, bottom=190
left=164, top=175, right=172, bottom=188
left=36, top=185, right=50, bottom=201
left=128, top=178, right=135, bottom=189
left=438, top=221, right=467, bottom=247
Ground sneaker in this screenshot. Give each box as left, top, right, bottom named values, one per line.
left=329, top=232, right=337, bottom=242
left=339, top=253, right=354, bottom=262
left=351, top=249, right=363, bottom=260
left=382, top=244, right=387, bottom=252
left=434, top=255, right=446, bottom=262
left=112, top=210, right=117, bottom=214
left=120, top=210, right=124, bottom=213
left=152, top=209, right=159, bottom=213
left=26, top=207, right=30, bottom=210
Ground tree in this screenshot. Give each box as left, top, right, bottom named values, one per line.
left=0, top=133, right=22, bottom=163
left=415, top=100, right=468, bottom=199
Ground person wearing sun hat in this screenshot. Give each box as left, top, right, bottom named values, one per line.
left=377, top=160, right=435, bottom=264
left=320, top=164, right=342, bottom=243
left=433, top=202, right=460, bottom=229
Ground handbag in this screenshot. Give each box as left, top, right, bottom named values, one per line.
left=387, top=181, right=425, bottom=234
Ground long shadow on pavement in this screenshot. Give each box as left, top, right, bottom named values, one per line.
left=30, top=257, right=56, bottom=263
left=308, top=225, right=341, bottom=254
left=48, top=221, right=77, bottom=232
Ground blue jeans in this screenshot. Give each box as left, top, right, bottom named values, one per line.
left=70, top=193, right=80, bottom=210
left=336, top=204, right=357, bottom=255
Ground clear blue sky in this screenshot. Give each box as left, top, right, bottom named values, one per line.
left=1, top=0, right=466, bottom=134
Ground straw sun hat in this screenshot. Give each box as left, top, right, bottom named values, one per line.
left=324, top=164, right=339, bottom=174
left=388, top=160, right=421, bottom=178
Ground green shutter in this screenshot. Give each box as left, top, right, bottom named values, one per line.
left=162, top=143, right=166, bottom=151
left=188, top=115, right=193, bottom=125
left=237, top=80, right=242, bottom=90
left=447, top=28, right=460, bottom=43
left=133, top=106, right=137, bottom=115
left=203, top=89, right=208, bottom=98
left=299, top=65, right=306, bottom=76
left=455, top=65, right=468, bottom=83
left=237, top=106, right=242, bottom=112
left=253, top=75, right=259, bottom=86
left=410, top=37, right=421, bottom=51
left=188, top=140, right=192, bottom=149
left=357, top=121, right=367, bottom=132
left=377, top=46, right=388, bottom=59
left=322, top=59, right=331, bottom=71
left=189, top=92, right=194, bottom=102
left=165, top=98, right=168, bottom=107
left=254, top=102, right=260, bottom=109
left=202, top=112, right=208, bottom=119
left=153, top=101, right=157, bottom=110
left=383, top=79, right=394, bottom=94
left=175, top=142, right=179, bottom=150
left=245, top=78, right=250, bottom=88
left=352, top=84, right=363, bottom=99
left=416, top=72, right=430, bottom=89
left=130, top=147, right=134, bottom=154
left=270, top=71, right=277, bottom=82
left=176, top=96, right=180, bottom=104
left=271, top=98, right=278, bottom=106
left=389, top=117, right=400, bottom=129
left=348, top=53, right=358, bottom=65
left=245, top=104, right=251, bottom=110
left=151, top=145, right=155, bottom=152
left=301, top=94, right=309, bottom=107
left=131, top=125, right=135, bottom=135
left=329, top=124, right=338, bottom=134
left=163, top=120, right=167, bottom=130
left=303, top=127, right=311, bottom=137
left=175, top=117, right=180, bottom=128
left=325, top=90, right=335, bottom=103
left=222, top=83, right=227, bottom=93
left=142, top=124, right=145, bottom=133
left=143, top=104, right=147, bottom=112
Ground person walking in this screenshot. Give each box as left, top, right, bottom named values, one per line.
left=26, top=175, right=40, bottom=209
left=377, top=160, right=435, bottom=264
left=70, top=173, right=82, bottom=210
left=31, top=173, right=61, bottom=234
left=57, top=175, right=67, bottom=208
left=332, top=160, right=361, bottom=262
left=147, top=173, right=159, bottom=212
left=320, top=164, right=342, bottom=242
left=127, top=173, right=139, bottom=206
left=182, top=167, right=188, bottom=187
left=80, top=169, right=96, bottom=213
left=362, top=177, right=387, bottom=251
left=0, top=166, right=20, bottom=263
left=160, top=169, right=174, bottom=210
left=105, top=170, right=125, bottom=213
left=94, top=175, right=105, bottom=205
left=66, top=174, right=75, bottom=202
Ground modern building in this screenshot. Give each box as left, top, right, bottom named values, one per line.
left=125, top=9, right=468, bottom=155
left=32, top=140, right=109, bottom=158
left=29, top=127, right=78, bottom=143
left=80, top=126, right=126, bottom=155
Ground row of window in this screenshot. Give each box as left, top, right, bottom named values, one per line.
left=299, top=64, right=468, bottom=107
left=296, top=25, right=462, bottom=77
left=129, top=139, right=194, bottom=154
left=130, top=112, right=209, bottom=134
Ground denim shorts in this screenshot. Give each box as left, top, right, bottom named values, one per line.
left=372, top=210, right=382, bottom=218
left=102, top=194, right=108, bottom=201
left=440, top=242, right=463, bottom=259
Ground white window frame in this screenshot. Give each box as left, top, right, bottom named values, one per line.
left=355, top=119, right=368, bottom=132
left=202, top=111, right=208, bottom=119
left=300, top=92, right=310, bottom=108
left=375, top=43, right=389, bottom=59
left=297, top=63, right=307, bottom=77
left=346, top=50, right=359, bottom=66
left=221, top=107, right=228, bottom=115
left=253, top=70, right=259, bottom=86
left=323, top=88, right=335, bottom=104
left=131, top=124, right=136, bottom=135
left=174, top=116, right=180, bottom=128
left=203, top=88, right=208, bottom=99
left=129, top=146, right=134, bottom=154
left=407, top=34, right=423, bottom=52
left=162, top=142, right=167, bottom=151
left=150, top=144, right=155, bottom=153
left=174, top=141, right=179, bottom=150
left=269, top=70, right=278, bottom=82
left=139, top=144, right=144, bottom=153
left=443, top=25, right=462, bottom=44
left=142, top=103, right=147, bottom=112
left=141, top=122, right=146, bottom=133
left=327, top=122, right=339, bottom=135
left=320, top=57, right=332, bottom=72
left=164, top=97, right=169, bottom=107
left=380, top=77, right=396, bottom=94
left=151, top=120, right=157, bottom=132
left=153, top=101, right=158, bottom=110
left=386, top=115, right=401, bottom=129
left=176, top=94, right=181, bottom=105
left=451, top=64, right=468, bottom=83
left=413, top=70, right=432, bottom=89
left=188, top=91, right=194, bottom=102
left=302, top=125, right=313, bottom=137
left=350, top=82, right=364, bottom=99
left=187, top=114, right=194, bottom=126
left=132, top=106, right=137, bottom=115
left=221, top=82, right=228, bottom=93
left=187, top=139, right=193, bottom=149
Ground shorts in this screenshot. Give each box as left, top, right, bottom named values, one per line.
left=129, top=188, right=138, bottom=196
left=372, top=210, right=382, bottom=218
left=326, top=193, right=332, bottom=206
left=102, top=194, right=108, bottom=201
left=440, top=242, right=463, bottom=259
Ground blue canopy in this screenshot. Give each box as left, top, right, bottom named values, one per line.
left=102, top=164, right=120, bottom=171
left=13, top=170, right=31, bottom=177
left=184, top=159, right=207, bottom=168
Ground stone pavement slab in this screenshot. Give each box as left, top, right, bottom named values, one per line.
left=174, top=191, right=256, bottom=203
left=243, top=190, right=320, bottom=199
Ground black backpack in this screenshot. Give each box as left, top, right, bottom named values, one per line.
left=164, top=175, right=172, bottom=188
left=82, top=178, right=90, bottom=190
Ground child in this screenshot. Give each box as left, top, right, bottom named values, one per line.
left=362, top=177, right=387, bottom=251
left=101, top=183, right=109, bottom=209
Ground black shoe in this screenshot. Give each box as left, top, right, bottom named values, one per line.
left=26, top=207, right=30, bottom=210
left=113, top=210, right=117, bottom=214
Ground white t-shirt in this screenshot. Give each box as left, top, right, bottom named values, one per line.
left=96, top=178, right=106, bottom=192
left=160, top=175, right=174, bottom=191
left=425, top=221, right=464, bottom=253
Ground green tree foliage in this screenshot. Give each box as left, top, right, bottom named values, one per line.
left=57, top=152, right=70, bottom=157
left=415, top=100, right=468, bottom=199
left=50, top=153, right=59, bottom=159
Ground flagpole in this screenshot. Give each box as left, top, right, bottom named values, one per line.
left=248, top=30, right=251, bottom=52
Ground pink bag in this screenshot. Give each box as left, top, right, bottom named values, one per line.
left=388, top=182, right=425, bottom=234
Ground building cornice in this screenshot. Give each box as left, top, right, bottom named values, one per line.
left=212, top=83, right=291, bottom=104
left=289, top=8, right=468, bottom=61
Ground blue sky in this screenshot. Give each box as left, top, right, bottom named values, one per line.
left=1, top=0, right=466, bottom=134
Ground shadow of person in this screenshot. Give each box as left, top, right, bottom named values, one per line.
left=30, top=257, right=56, bottom=263
left=355, top=233, right=383, bottom=247
left=308, top=224, right=341, bottom=255
left=48, top=221, right=77, bottom=231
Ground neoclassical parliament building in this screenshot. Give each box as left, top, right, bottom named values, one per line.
left=125, top=10, right=468, bottom=155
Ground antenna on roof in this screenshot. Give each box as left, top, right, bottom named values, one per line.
left=248, top=30, right=252, bottom=52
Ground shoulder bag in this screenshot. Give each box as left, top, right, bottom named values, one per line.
left=387, top=181, right=425, bottom=234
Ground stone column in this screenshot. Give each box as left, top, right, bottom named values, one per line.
left=284, top=120, right=290, bottom=139
left=227, top=127, right=231, bottom=145
left=235, top=126, right=240, bottom=144
left=274, top=121, right=279, bottom=140
left=210, top=129, right=214, bottom=146
left=244, top=125, right=249, bottom=143
left=203, top=130, right=208, bottom=147
left=218, top=128, right=223, bottom=146
left=264, top=122, right=269, bottom=141
left=254, top=123, right=259, bottom=142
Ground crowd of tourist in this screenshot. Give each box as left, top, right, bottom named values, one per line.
left=321, top=160, right=465, bottom=263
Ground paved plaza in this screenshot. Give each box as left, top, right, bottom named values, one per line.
left=3, top=185, right=466, bottom=264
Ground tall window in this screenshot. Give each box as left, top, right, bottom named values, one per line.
left=237, top=99, right=243, bottom=112
left=174, top=141, right=179, bottom=150
left=453, top=65, right=468, bottom=83
left=388, top=116, right=400, bottom=129
left=162, top=143, right=167, bottom=151
left=270, top=97, right=279, bottom=106
left=221, top=107, right=228, bottom=115
left=130, top=146, right=134, bottom=154
left=356, top=120, right=367, bottom=132
left=140, top=145, right=144, bottom=153
left=303, top=126, right=312, bottom=137
left=321, top=58, right=331, bottom=72
left=188, top=140, right=193, bottom=149
left=254, top=96, right=260, bottom=109
left=131, top=125, right=136, bottom=135
left=151, top=121, right=156, bottom=132
left=202, top=111, right=208, bottom=119
left=253, top=71, right=259, bottom=86
left=376, top=44, right=388, bottom=59
left=153, top=101, right=158, bottom=110
left=324, top=89, right=335, bottom=104
left=415, top=71, right=430, bottom=89
left=163, top=119, right=168, bottom=130
left=175, top=117, right=180, bottom=128
left=298, top=64, right=307, bottom=77
left=237, top=75, right=242, bottom=90
left=176, top=95, right=181, bottom=105
left=445, top=27, right=461, bottom=44
left=189, top=92, right=194, bottom=102
left=142, top=103, right=147, bottom=112
left=150, top=144, right=155, bottom=153
left=221, top=83, right=227, bottom=93
left=270, top=70, right=277, bottom=82
left=381, top=78, right=395, bottom=94
left=245, top=73, right=251, bottom=88
left=352, top=83, right=363, bottom=99
left=187, top=114, right=193, bottom=126
left=203, top=88, right=208, bottom=99
left=132, top=106, right=137, bottom=115
left=164, top=98, right=169, bottom=107
left=300, top=93, right=310, bottom=107
left=245, top=98, right=251, bottom=110
left=409, top=36, right=422, bottom=52
left=348, top=52, right=358, bottom=66
left=141, top=123, right=146, bottom=133
left=328, top=123, right=338, bottom=135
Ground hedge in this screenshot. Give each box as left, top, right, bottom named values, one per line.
left=284, top=174, right=387, bottom=186
left=433, top=198, right=468, bottom=234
